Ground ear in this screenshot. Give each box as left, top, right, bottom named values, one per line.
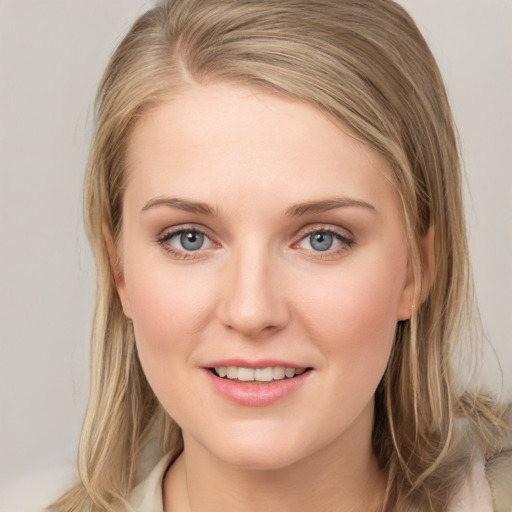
left=102, top=224, right=132, bottom=319
left=396, top=226, right=435, bottom=321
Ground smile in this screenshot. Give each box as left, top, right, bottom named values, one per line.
left=205, top=365, right=312, bottom=407
left=213, top=366, right=307, bottom=382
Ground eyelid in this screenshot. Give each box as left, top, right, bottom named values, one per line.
left=157, top=224, right=213, bottom=241
left=293, top=223, right=355, bottom=244
left=292, top=224, right=356, bottom=256
left=156, top=224, right=219, bottom=259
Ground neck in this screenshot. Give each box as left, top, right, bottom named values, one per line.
left=163, top=404, right=385, bottom=512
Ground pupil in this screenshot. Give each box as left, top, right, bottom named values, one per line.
left=181, top=231, right=204, bottom=251
left=310, top=232, right=333, bottom=251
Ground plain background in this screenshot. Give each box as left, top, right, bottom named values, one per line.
left=1, top=0, right=511, bottom=499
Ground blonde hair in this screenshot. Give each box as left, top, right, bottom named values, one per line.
left=52, top=1, right=509, bottom=511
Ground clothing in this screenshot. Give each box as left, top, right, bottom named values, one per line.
left=128, top=454, right=173, bottom=512
left=127, top=451, right=512, bottom=512
left=4, top=449, right=510, bottom=511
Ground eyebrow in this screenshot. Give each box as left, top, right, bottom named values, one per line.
left=140, top=196, right=376, bottom=217
left=285, top=198, right=377, bottom=217
left=141, top=197, right=217, bottom=216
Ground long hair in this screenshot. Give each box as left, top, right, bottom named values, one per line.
left=52, top=1, right=509, bottom=510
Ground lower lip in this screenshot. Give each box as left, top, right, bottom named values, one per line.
left=204, top=369, right=312, bottom=407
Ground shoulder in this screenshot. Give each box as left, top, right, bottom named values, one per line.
left=448, top=454, right=494, bottom=512
left=128, top=453, right=174, bottom=512
left=0, top=463, right=77, bottom=512
left=486, top=446, right=512, bottom=512
left=486, top=401, right=512, bottom=512
left=448, top=396, right=512, bottom=512
left=447, top=443, right=512, bottom=512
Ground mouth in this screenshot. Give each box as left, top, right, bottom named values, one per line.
left=204, top=362, right=313, bottom=406
left=209, top=366, right=312, bottom=383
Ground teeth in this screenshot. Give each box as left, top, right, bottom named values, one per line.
left=255, top=367, right=273, bottom=382
left=273, top=367, right=285, bottom=380
left=285, top=367, right=295, bottom=378
left=238, top=368, right=255, bottom=381
left=214, top=366, right=307, bottom=382
left=226, top=366, right=238, bottom=379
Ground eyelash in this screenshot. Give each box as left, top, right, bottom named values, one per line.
left=156, top=225, right=356, bottom=260
left=293, top=226, right=355, bottom=259
left=156, top=226, right=214, bottom=260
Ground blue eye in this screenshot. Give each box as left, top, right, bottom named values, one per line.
left=159, top=228, right=212, bottom=254
left=179, top=230, right=205, bottom=251
left=296, top=228, right=354, bottom=255
left=309, top=232, right=333, bottom=251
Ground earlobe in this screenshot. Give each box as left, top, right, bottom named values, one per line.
left=396, top=226, right=435, bottom=321
left=396, top=272, right=416, bottom=322
left=102, top=224, right=132, bottom=319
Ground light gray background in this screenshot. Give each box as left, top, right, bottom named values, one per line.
left=1, top=0, right=511, bottom=496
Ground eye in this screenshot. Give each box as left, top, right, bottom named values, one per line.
left=295, top=228, right=354, bottom=255
left=175, top=230, right=208, bottom=251
left=157, top=227, right=214, bottom=257
left=307, top=231, right=335, bottom=251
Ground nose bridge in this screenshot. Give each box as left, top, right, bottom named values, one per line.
left=219, top=239, right=288, bottom=336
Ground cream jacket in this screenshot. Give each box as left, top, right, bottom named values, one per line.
left=126, top=451, right=512, bottom=512
left=2, top=450, right=510, bottom=511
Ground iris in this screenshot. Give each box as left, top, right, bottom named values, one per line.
left=310, top=232, right=333, bottom=251
left=181, top=231, right=204, bottom=251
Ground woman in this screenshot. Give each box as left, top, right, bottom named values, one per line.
left=51, top=1, right=511, bottom=511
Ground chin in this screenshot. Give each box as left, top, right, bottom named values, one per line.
left=194, top=421, right=324, bottom=471
left=215, top=444, right=307, bottom=471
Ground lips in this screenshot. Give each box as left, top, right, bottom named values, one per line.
left=203, top=360, right=312, bottom=406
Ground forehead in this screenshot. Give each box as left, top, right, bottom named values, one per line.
left=124, top=82, right=399, bottom=216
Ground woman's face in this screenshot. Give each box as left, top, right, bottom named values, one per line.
left=116, top=82, right=414, bottom=470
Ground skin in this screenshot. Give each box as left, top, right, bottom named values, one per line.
left=111, top=82, right=420, bottom=512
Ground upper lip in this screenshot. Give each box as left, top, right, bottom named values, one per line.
left=203, top=359, right=310, bottom=369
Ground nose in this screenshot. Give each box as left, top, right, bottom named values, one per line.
left=217, top=244, right=290, bottom=338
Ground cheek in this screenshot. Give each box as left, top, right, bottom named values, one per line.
left=122, top=249, right=217, bottom=364
left=123, top=260, right=219, bottom=419
left=295, top=263, right=404, bottom=438
left=298, top=252, right=407, bottom=371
